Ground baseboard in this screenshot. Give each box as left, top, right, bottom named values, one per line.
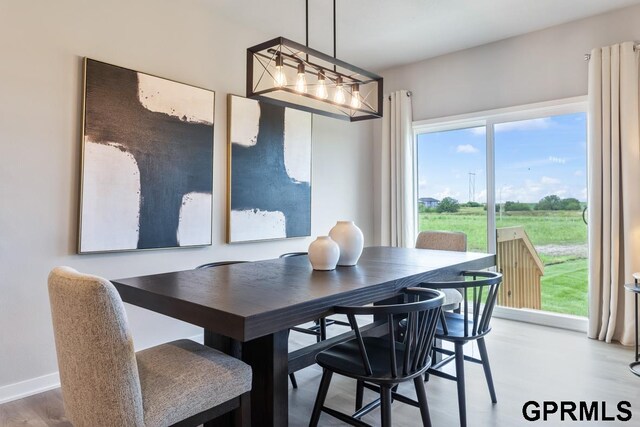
left=493, top=306, right=588, bottom=333
left=0, top=372, right=60, bottom=405
left=0, top=333, right=204, bottom=405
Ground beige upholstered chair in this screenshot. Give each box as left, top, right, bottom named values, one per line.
left=415, top=231, right=467, bottom=310
left=48, top=266, right=251, bottom=427
left=415, top=230, right=467, bottom=252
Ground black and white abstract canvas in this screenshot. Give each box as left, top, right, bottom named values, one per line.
left=228, top=95, right=311, bottom=242
left=79, top=59, right=214, bottom=253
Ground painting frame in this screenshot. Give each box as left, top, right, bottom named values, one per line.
left=78, top=58, right=215, bottom=254
left=227, top=94, right=313, bottom=243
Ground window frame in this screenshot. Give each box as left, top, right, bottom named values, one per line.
left=412, top=96, right=589, bottom=331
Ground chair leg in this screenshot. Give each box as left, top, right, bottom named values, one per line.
left=380, top=385, right=392, bottom=427
left=355, top=380, right=364, bottom=410
left=320, top=318, right=327, bottom=341
left=289, top=373, right=298, bottom=389
left=454, top=343, right=467, bottom=427
left=414, top=377, right=432, bottom=427
left=477, top=338, right=498, bottom=404
left=233, top=391, right=251, bottom=427
left=309, top=369, right=333, bottom=427
left=314, top=320, right=322, bottom=343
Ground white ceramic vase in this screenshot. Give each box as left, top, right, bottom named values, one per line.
left=308, top=236, right=340, bottom=271
left=329, top=221, right=364, bottom=266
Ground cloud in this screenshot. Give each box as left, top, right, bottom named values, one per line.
left=497, top=175, right=583, bottom=203
left=456, top=144, right=478, bottom=154
left=548, top=156, right=566, bottom=164
left=495, top=117, right=553, bottom=133
left=418, top=178, right=428, bottom=198
left=574, top=170, right=583, bottom=176
left=435, top=188, right=461, bottom=200
left=468, top=127, right=486, bottom=136
left=541, top=176, right=560, bottom=185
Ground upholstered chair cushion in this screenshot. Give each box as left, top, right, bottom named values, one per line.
left=415, top=231, right=468, bottom=310
left=49, top=267, right=252, bottom=427
left=138, top=339, right=252, bottom=426
left=48, top=266, right=145, bottom=427
left=415, top=231, right=467, bottom=252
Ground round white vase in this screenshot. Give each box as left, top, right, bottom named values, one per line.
left=308, top=236, right=340, bottom=271
left=329, top=221, right=364, bottom=266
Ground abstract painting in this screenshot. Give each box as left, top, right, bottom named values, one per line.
left=228, top=95, right=311, bottom=242
left=79, top=58, right=214, bottom=253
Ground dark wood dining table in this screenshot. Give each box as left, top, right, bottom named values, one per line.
left=112, top=246, right=495, bottom=427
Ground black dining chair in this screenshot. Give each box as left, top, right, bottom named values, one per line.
left=309, top=288, right=445, bottom=427
left=196, top=260, right=249, bottom=269
left=423, top=271, right=502, bottom=427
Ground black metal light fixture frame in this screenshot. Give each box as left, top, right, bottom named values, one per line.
left=246, top=1, right=383, bottom=121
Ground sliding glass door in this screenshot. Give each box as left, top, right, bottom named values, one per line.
left=416, top=127, right=487, bottom=251
left=414, top=99, right=588, bottom=320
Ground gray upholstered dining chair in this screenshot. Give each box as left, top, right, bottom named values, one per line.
left=415, top=230, right=467, bottom=310
left=48, top=266, right=252, bottom=427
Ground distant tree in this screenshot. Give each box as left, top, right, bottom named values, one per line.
left=535, top=195, right=562, bottom=210
left=464, top=201, right=482, bottom=208
left=437, top=197, right=460, bottom=213
left=559, top=197, right=581, bottom=211
left=504, top=201, right=531, bottom=211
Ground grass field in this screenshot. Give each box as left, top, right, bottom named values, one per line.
left=419, top=207, right=588, bottom=317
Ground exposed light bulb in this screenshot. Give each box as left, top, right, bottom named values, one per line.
left=295, top=63, right=307, bottom=93
left=316, top=71, right=328, bottom=99
left=350, top=84, right=361, bottom=109
left=334, top=77, right=346, bottom=104
left=274, top=53, right=287, bottom=88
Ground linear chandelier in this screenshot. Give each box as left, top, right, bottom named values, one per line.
left=246, top=0, right=383, bottom=121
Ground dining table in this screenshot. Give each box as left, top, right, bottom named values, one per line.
left=112, top=246, right=495, bottom=427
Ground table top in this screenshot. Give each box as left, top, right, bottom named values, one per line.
left=112, top=246, right=495, bottom=341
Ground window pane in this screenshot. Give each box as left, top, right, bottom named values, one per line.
left=416, top=127, right=487, bottom=251
left=494, top=112, right=587, bottom=316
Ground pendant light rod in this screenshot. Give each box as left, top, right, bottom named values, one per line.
left=333, top=0, right=337, bottom=72
left=333, top=0, right=337, bottom=58
left=306, top=0, right=309, bottom=48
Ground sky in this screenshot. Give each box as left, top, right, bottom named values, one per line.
left=416, top=112, right=587, bottom=204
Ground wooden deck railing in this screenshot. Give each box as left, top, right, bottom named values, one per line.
left=496, top=226, right=544, bottom=310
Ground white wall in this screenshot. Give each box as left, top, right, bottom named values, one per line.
left=0, top=0, right=374, bottom=400
left=373, top=3, right=640, bottom=244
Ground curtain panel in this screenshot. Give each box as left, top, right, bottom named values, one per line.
left=588, top=42, right=640, bottom=345
left=380, top=90, right=415, bottom=248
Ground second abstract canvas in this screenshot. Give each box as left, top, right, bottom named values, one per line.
left=228, top=95, right=312, bottom=242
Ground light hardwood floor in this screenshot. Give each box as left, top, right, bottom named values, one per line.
left=1, top=318, right=639, bottom=426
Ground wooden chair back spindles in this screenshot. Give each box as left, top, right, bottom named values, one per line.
left=309, top=288, right=444, bottom=426
left=334, top=288, right=444, bottom=380
left=425, top=271, right=501, bottom=339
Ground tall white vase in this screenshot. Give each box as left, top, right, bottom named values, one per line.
left=308, top=236, right=340, bottom=271
left=329, top=221, right=364, bottom=266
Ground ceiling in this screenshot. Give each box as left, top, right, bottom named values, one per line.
left=213, top=0, right=640, bottom=71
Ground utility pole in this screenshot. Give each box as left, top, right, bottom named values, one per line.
left=468, top=172, right=476, bottom=203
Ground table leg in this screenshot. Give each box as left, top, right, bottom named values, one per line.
left=205, top=329, right=289, bottom=427
left=204, top=331, right=244, bottom=427
left=243, top=330, right=289, bottom=427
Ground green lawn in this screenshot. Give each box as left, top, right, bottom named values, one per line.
left=542, top=260, right=588, bottom=317
left=419, top=207, right=588, bottom=317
